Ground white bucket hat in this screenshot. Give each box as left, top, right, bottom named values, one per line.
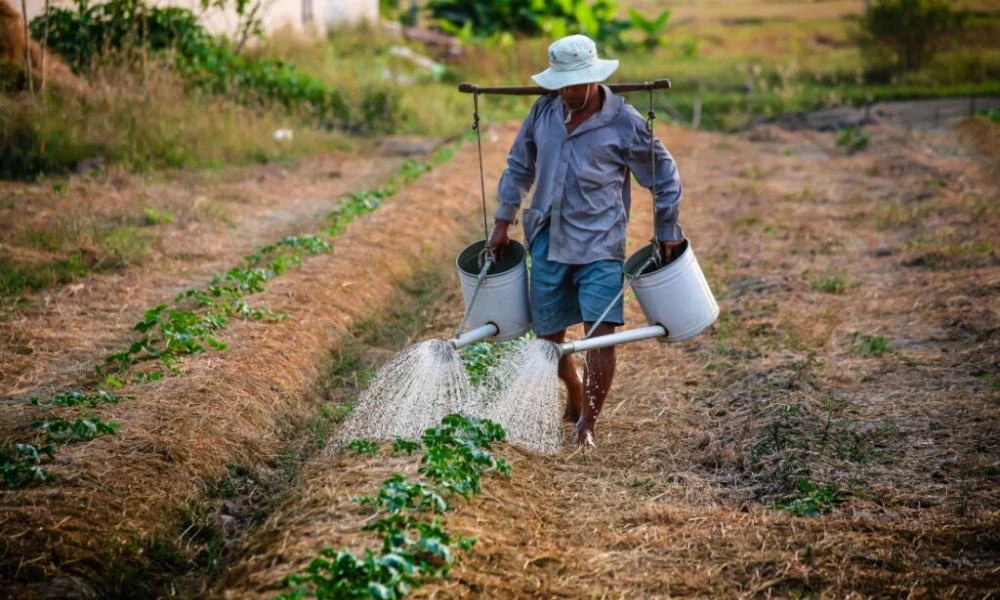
left=531, top=34, right=619, bottom=90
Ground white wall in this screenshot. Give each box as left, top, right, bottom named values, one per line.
left=325, top=0, right=377, bottom=27
left=13, top=0, right=379, bottom=37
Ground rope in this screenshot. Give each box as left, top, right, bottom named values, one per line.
left=646, top=86, right=661, bottom=266
left=472, top=92, right=489, bottom=242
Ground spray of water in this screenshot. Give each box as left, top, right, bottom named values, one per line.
left=334, top=339, right=474, bottom=446
left=331, top=338, right=563, bottom=455
left=476, top=340, right=562, bottom=454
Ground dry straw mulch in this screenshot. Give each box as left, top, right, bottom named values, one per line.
left=214, top=122, right=998, bottom=598
left=0, top=125, right=518, bottom=598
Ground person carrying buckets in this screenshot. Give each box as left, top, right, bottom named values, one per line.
left=488, top=34, right=686, bottom=448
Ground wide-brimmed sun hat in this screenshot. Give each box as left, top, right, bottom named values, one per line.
left=531, top=34, right=619, bottom=90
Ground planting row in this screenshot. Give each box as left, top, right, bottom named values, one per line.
left=0, top=151, right=452, bottom=490
left=278, top=415, right=510, bottom=599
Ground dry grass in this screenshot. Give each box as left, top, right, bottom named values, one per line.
left=0, top=150, right=401, bottom=392
left=0, top=125, right=515, bottom=597
left=211, top=121, right=998, bottom=598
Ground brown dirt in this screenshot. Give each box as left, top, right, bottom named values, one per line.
left=210, top=121, right=999, bottom=598
left=1, top=115, right=997, bottom=598
left=0, top=127, right=511, bottom=598
left=0, top=152, right=401, bottom=399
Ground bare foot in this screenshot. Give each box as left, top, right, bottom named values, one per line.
left=573, top=421, right=596, bottom=448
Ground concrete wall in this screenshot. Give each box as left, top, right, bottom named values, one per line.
left=14, top=0, right=379, bottom=36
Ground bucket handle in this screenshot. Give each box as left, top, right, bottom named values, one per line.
left=454, top=256, right=494, bottom=339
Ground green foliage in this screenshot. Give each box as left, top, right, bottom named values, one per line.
left=847, top=331, right=892, bottom=356
left=29, top=0, right=352, bottom=128
left=0, top=443, right=54, bottom=489
left=280, top=415, right=505, bottom=599
left=976, top=108, right=1000, bottom=124
left=461, top=333, right=534, bottom=385
left=324, top=188, right=393, bottom=236
left=30, top=390, right=123, bottom=408
left=397, top=160, right=432, bottom=185
left=810, top=275, right=847, bottom=294
left=778, top=477, right=841, bottom=516
left=428, top=0, right=631, bottom=48
left=861, top=0, right=967, bottom=73
left=835, top=127, right=870, bottom=153
left=627, top=9, right=671, bottom=49
left=392, top=439, right=422, bottom=456
left=32, top=416, right=121, bottom=444
left=0, top=254, right=90, bottom=297
left=347, top=440, right=381, bottom=456
left=97, top=148, right=443, bottom=381
left=460, top=342, right=497, bottom=386
left=142, top=207, right=175, bottom=226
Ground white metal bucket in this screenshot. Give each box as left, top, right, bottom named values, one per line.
left=455, top=240, right=531, bottom=342
left=624, top=241, right=719, bottom=342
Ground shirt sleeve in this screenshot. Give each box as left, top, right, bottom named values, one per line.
left=624, top=112, right=684, bottom=242
left=494, top=99, right=541, bottom=224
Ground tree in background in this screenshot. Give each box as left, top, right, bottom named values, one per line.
left=861, top=0, right=966, bottom=74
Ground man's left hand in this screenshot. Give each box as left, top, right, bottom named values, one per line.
left=658, top=239, right=685, bottom=265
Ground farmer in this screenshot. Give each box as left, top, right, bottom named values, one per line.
left=488, top=34, right=685, bottom=448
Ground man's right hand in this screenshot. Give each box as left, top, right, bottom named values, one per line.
left=487, top=220, right=511, bottom=257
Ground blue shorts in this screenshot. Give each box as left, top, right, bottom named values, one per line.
left=529, top=226, right=624, bottom=336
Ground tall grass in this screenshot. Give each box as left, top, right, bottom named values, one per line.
left=0, top=60, right=353, bottom=180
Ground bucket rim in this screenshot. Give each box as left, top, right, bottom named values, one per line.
left=456, top=239, right=526, bottom=276
left=624, top=240, right=692, bottom=278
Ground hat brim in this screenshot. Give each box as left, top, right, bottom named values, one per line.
left=531, top=58, right=619, bottom=90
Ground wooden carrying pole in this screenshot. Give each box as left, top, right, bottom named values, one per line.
left=458, top=79, right=671, bottom=95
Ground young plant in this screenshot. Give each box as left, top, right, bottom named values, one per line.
left=778, top=477, right=841, bottom=516
left=0, top=443, right=54, bottom=489
left=848, top=331, right=892, bottom=356
left=346, top=439, right=381, bottom=457
left=32, top=416, right=120, bottom=445
left=280, top=415, right=506, bottom=599
left=30, top=390, right=123, bottom=408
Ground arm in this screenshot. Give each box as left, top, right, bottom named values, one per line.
left=624, top=115, right=685, bottom=261
left=489, top=101, right=540, bottom=252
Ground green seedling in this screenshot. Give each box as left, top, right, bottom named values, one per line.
left=848, top=331, right=891, bottom=356
left=392, top=439, right=421, bottom=456
left=32, top=416, right=120, bottom=445
left=346, top=439, right=380, bottom=456
left=31, top=390, right=123, bottom=408
left=281, top=415, right=506, bottom=599
left=778, top=477, right=841, bottom=516
left=811, top=275, right=847, bottom=294
left=1, top=443, right=54, bottom=489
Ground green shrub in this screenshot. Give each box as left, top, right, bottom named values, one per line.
left=428, top=0, right=631, bottom=48
left=861, top=0, right=967, bottom=74
left=30, top=0, right=352, bottom=128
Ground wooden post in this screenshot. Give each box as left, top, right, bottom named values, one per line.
left=746, top=73, right=754, bottom=128
left=21, top=0, right=34, bottom=95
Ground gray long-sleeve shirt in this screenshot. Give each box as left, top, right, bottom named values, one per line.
left=495, top=85, right=683, bottom=264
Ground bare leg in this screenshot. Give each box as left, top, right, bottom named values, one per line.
left=538, top=329, right=583, bottom=423
left=575, top=322, right=616, bottom=447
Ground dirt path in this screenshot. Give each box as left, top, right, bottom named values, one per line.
left=213, top=122, right=999, bottom=598
left=0, top=152, right=411, bottom=399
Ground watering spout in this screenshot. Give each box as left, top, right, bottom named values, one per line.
left=448, top=322, right=499, bottom=350
left=558, top=325, right=667, bottom=357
